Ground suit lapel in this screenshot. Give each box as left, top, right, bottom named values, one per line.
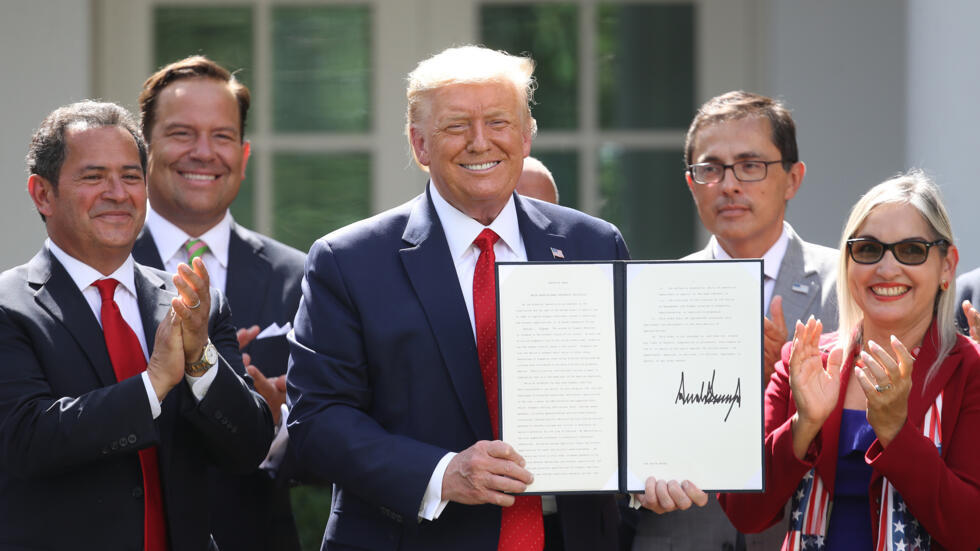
left=133, top=228, right=166, bottom=270
left=225, top=224, right=271, bottom=326
left=134, top=263, right=175, bottom=353
left=514, top=195, right=567, bottom=261
left=771, top=228, right=821, bottom=327
left=400, top=193, right=493, bottom=440
left=908, top=329, right=959, bottom=431
left=134, top=263, right=178, bottom=473
left=29, top=249, right=117, bottom=387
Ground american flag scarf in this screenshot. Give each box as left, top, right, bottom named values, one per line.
left=785, top=392, right=943, bottom=551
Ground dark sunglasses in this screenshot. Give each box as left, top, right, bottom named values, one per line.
left=846, top=237, right=949, bottom=265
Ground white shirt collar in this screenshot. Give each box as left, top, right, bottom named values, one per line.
left=144, top=204, right=233, bottom=268
left=46, top=238, right=138, bottom=297
left=428, top=182, right=524, bottom=261
left=711, top=222, right=790, bottom=281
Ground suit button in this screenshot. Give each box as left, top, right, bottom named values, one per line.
left=133, top=486, right=144, bottom=498
left=214, top=410, right=224, bottom=420
left=128, top=434, right=137, bottom=444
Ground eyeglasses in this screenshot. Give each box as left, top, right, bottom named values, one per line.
left=687, top=160, right=786, bottom=185
left=846, top=237, right=949, bottom=265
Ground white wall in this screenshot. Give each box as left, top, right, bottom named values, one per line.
left=0, top=0, right=91, bottom=268
left=762, top=0, right=907, bottom=251
left=906, top=0, right=980, bottom=273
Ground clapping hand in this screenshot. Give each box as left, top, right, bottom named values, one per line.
left=172, top=258, right=212, bottom=364
left=854, top=336, right=914, bottom=447
left=235, top=325, right=286, bottom=424
left=962, top=300, right=980, bottom=344
left=787, top=316, right=843, bottom=459
left=763, top=296, right=788, bottom=385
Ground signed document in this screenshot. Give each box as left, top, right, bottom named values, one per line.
left=496, top=260, right=763, bottom=495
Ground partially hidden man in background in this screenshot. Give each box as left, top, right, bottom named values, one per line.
left=0, top=101, right=273, bottom=549
left=630, top=91, right=839, bottom=551
left=131, top=55, right=306, bottom=551
left=285, top=45, right=641, bottom=550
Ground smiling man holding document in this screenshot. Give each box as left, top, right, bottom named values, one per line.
left=285, top=45, right=705, bottom=550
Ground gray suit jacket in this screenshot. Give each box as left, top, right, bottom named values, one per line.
left=631, top=223, right=838, bottom=551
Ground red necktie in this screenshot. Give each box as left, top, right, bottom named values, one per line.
left=472, top=229, right=544, bottom=551
left=94, top=279, right=168, bottom=551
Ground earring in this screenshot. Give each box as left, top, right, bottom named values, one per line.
left=941, top=280, right=950, bottom=291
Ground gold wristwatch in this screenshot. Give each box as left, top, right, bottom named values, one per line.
left=185, top=339, right=218, bottom=376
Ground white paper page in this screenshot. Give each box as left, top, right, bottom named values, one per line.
left=625, top=261, right=762, bottom=492
left=498, top=263, right=619, bottom=493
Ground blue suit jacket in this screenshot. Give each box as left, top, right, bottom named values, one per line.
left=0, top=248, right=274, bottom=550
left=287, top=190, right=628, bottom=550
left=134, top=223, right=306, bottom=551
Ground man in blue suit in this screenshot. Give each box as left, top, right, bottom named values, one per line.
left=132, top=56, right=305, bottom=551
left=0, top=101, right=273, bottom=549
left=287, top=46, right=633, bottom=550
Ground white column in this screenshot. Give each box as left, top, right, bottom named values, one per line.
left=0, top=0, right=92, bottom=267
left=906, top=0, right=980, bottom=271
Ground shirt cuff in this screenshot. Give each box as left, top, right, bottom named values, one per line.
left=141, top=371, right=161, bottom=419
left=259, top=404, right=290, bottom=471
left=419, top=452, right=456, bottom=521
left=629, top=493, right=643, bottom=509
left=185, top=362, right=219, bottom=401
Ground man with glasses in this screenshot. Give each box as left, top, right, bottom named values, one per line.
left=630, top=91, right=838, bottom=551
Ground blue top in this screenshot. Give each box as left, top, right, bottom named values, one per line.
left=825, top=408, right=876, bottom=549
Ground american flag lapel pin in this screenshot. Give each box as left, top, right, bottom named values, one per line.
left=550, top=247, right=565, bottom=259
left=791, top=282, right=809, bottom=294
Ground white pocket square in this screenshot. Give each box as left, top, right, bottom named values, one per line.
left=256, top=322, right=292, bottom=339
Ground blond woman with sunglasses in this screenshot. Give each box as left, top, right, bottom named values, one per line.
left=719, top=170, right=980, bottom=550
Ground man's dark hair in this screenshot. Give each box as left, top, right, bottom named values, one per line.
left=139, top=55, right=251, bottom=141
left=27, top=100, right=147, bottom=187
left=685, top=91, right=799, bottom=168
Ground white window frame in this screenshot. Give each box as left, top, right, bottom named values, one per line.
left=93, top=0, right=760, bottom=242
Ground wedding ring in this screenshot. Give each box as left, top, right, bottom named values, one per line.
left=874, top=383, right=893, bottom=392
left=186, top=298, right=202, bottom=310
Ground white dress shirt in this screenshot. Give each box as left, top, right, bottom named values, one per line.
left=711, top=222, right=790, bottom=309
left=144, top=205, right=232, bottom=294
left=47, top=239, right=217, bottom=417
left=418, top=184, right=532, bottom=520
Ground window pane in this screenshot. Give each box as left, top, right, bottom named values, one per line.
left=154, top=6, right=254, bottom=88
left=272, top=6, right=371, bottom=132
left=598, top=4, right=694, bottom=129
left=599, top=147, right=694, bottom=259
left=273, top=153, right=371, bottom=252
left=529, top=151, right=579, bottom=209
left=229, top=157, right=255, bottom=229
left=480, top=4, right=579, bottom=130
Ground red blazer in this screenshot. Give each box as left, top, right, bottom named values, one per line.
left=718, top=322, right=980, bottom=550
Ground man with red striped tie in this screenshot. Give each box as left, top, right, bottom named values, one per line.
left=286, top=45, right=701, bottom=551
left=0, top=100, right=274, bottom=550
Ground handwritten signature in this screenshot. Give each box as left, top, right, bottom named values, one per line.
left=674, top=370, right=742, bottom=422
